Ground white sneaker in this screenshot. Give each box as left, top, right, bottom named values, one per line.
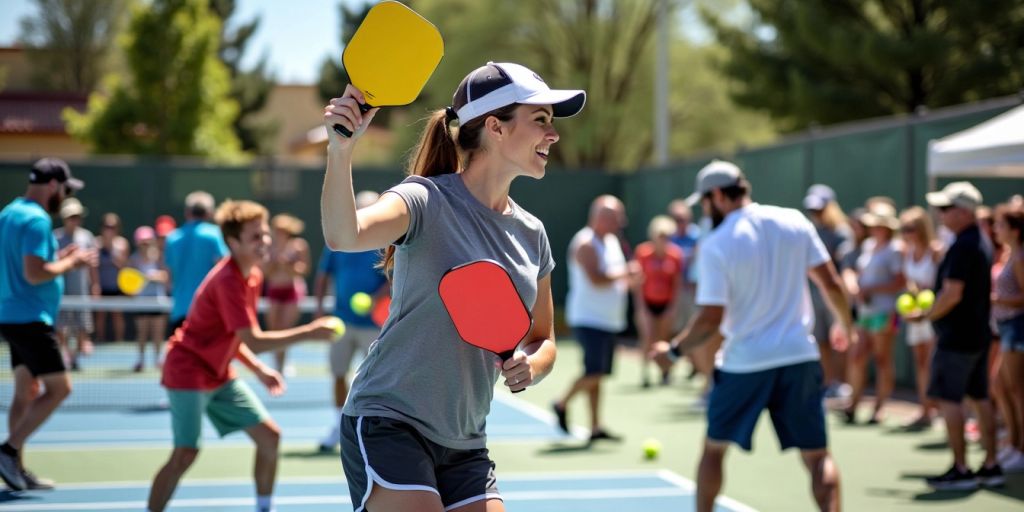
left=1001, top=450, right=1024, bottom=473
left=318, top=426, right=340, bottom=452
left=997, top=445, right=1017, bottom=464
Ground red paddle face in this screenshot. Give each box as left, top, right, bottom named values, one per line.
left=438, top=260, right=533, bottom=361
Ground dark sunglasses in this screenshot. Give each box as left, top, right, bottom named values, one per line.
left=937, top=205, right=955, bottom=213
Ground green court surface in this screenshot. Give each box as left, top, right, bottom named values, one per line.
left=5, top=341, right=1024, bottom=511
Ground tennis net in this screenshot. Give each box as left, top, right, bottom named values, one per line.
left=0, top=296, right=339, bottom=411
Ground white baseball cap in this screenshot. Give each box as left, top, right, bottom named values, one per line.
left=684, top=160, right=745, bottom=206
left=452, top=62, right=586, bottom=125
left=925, top=181, right=983, bottom=210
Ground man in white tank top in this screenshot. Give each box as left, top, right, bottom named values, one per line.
left=651, top=161, right=856, bottom=512
left=553, top=195, right=630, bottom=443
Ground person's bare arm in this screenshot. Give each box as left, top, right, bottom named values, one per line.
left=575, top=242, right=626, bottom=286
left=502, top=274, right=557, bottom=392
left=236, top=317, right=336, bottom=354
left=928, top=279, right=964, bottom=322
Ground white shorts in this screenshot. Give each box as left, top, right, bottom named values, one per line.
left=329, top=326, right=379, bottom=376
left=905, top=321, right=935, bottom=346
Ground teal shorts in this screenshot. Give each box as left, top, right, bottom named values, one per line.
left=857, top=312, right=897, bottom=334
left=166, top=379, right=270, bottom=448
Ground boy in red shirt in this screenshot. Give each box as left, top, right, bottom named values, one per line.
left=147, top=200, right=337, bottom=512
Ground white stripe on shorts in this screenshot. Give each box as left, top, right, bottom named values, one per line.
left=354, top=416, right=440, bottom=512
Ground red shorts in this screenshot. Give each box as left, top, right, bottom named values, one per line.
left=265, top=280, right=306, bottom=304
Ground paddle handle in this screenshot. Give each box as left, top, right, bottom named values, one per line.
left=332, top=103, right=375, bottom=138
left=498, top=349, right=525, bottom=394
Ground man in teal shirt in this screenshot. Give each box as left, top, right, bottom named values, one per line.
left=0, top=158, right=94, bottom=491
left=164, top=191, right=229, bottom=333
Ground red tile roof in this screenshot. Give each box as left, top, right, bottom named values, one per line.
left=0, top=92, right=86, bottom=134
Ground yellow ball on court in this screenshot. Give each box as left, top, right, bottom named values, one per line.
left=324, top=316, right=346, bottom=339
left=916, top=290, right=935, bottom=311
left=895, top=293, right=917, bottom=316
left=350, top=292, right=373, bottom=315
left=642, top=438, right=662, bottom=460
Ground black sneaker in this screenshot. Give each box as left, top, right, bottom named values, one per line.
left=976, top=464, right=1005, bottom=488
left=21, top=468, right=54, bottom=490
left=0, top=450, right=25, bottom=490
left=552, top=402, right=569, bottom=434
left=925, top=465, right=979, bottom=491
left=588, top=428, right=623, bottom=443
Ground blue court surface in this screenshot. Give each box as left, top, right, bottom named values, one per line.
left=1, top=380, right=568, bottom=448
left=0, top=471, right=754, bottom=511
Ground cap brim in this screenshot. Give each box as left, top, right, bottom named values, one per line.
left=66, top=177, right=84, bottom=190
left=925, top=191, right=951, bottom=207
left=684, top=192, right=701, bottom=207
left=521, top=89, right=586, bottom=118
left=803, top=195, right=827, bottom=211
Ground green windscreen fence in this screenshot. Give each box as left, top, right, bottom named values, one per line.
left=2, top=100, right=1023, bottom=390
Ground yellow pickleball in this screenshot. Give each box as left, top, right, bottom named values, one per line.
left=324, top=316, right=346, bottom=339
left=916, top=290, right=935, bottom=311
left=642, top=438, right=662, bottom=460
left=896, top=293, right=917, bottom=316
left=350, top=292, right=373, bottom=315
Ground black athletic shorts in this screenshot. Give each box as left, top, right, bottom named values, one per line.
left=0, top=322, right=67, bottom=376
left=340, top=415, right=501, bottom=511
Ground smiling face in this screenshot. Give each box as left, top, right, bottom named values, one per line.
left=228, top=218, right=271, bottom=268
left=494, top=104, right=560, bottom=178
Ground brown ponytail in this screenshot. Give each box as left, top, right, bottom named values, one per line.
left=378, top=104, right=518, bottom=277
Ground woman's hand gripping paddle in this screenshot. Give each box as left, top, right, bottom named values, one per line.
left=439, top=260, right=534, bottom=393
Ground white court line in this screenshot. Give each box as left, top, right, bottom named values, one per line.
left=2, top=471, right=756, bottom=512
left=19, top=424, right=547, bottom=442
left=0, top=488, right=693, bottom=511
left=493, top=391, right=589, bottom=440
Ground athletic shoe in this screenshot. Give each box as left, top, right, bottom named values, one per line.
left=925, top=465, right=978, bottom=491
left=976, top=464, right=1005, bottom=488
left=901, top=415, right=933, bottom=431
left=21, top=469, right=54, bottom=490
left=552, top=402, right=569, bottom=434
left=0, top=450, right=25, bottom=490
left=588, top=428, right=622, bottom=443
left=1000, top=450, right=1024, bottom=473
left=318, top=426, right=340, bottom=453
left=996, top=445, right=1020, bottom=465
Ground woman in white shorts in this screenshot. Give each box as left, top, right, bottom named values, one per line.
left=899, top=206, right=943, bottom=429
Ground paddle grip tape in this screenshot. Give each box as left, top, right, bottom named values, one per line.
left=499, top=349, right=525, bottom=394
left=333, top=103, right=375, bottom=138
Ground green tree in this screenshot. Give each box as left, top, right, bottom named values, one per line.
left=17, top=0, right=127, bottom=94
left=65, top=0, right=242, bottom=161
left=705, top=0, right=1024, bottom=131
left=317, top=1, right=376, bottom=105
left=209, top=0, right=277, bottom=154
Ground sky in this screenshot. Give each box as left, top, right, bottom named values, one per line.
left=0, top=0, right=716, bottom=86
left=0, top=0, right=351, bottom=84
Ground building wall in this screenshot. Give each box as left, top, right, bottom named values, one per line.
left=0, top=133, right=87, bottom=159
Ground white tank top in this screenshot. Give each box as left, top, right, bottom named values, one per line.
left=565, top=227, right=628, bottom=332
left=904, top=248, right=937, bottom=290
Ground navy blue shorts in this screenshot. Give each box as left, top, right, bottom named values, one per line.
left=340, top=415, right=500, bottom=511
left=575, top=326, right=616, bottom=376
left=706, top=361, right=826, bottom=452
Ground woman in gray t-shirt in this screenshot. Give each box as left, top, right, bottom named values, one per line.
left=845, top=204, right=905, bottom=425
left=322, top=62, right=585, bottom=512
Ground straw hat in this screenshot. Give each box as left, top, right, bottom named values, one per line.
left=59, top=198, right=87, bottom=219
left=271, top=214, right=305, bottom=236
left=860, top=203, right=900, bottom=230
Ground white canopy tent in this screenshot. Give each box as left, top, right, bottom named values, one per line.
left=927, top=103, right=1024, bottom=179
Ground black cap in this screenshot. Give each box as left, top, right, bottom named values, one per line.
left=29, top=158, right=83, bottom=190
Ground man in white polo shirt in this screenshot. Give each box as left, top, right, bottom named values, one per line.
left=653, top=160, right=856, bottom=512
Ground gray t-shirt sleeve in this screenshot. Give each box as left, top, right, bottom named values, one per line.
left=538, top=226, right=555, bottom=279
left=386, top=176, right=436, bottom=245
